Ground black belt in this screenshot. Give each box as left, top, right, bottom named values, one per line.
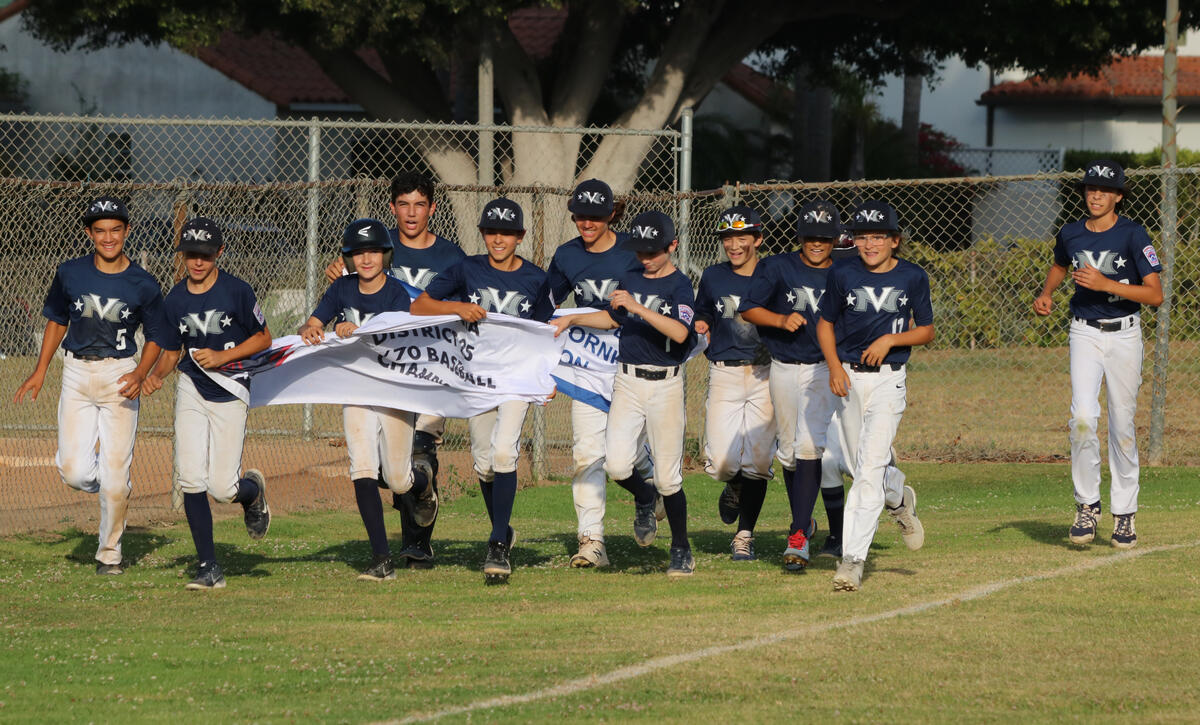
left=774, top=359, right=820, bottom=366
left=714, top=359, right=755, bottom=367
left=69, top=352, right=110, bottom=362
left=620, top=363, right=680, bottom=380
left=847, top=362, right=903, bottom=373
left=1075, top=316, right=1134, bottom=332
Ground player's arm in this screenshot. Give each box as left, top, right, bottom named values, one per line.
left=549, top=310, right=618, bottom=337
left=816, top=318, right=850, bottom=397
left=143, top=348, right=181, bottom=395
left=610, top=290, right=689, bottom=344
left=860, top=325, right=936, bottom=366
left=741, top=306, right=804, bottom=332
left=1034, top=263, right=1069, bottom=316
left=410, top=291, right=486, bottom=322
left=118, top=341, right=164, bottom=400
left=1073, top=268, right=1163, bottom=306
left=14, top=319, right=69, bottom=403
left=193, top=327, right=272, bottom=369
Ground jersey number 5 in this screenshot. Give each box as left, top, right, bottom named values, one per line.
left=115, top=328, right=127, bottom=351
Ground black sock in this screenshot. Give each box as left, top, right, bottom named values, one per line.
left=793, top=459, right=822, bottom=535
left=662, top=489, right=689, bottom=548
left=353, top=478, right=390, bottom=558
left=737, top=475, right=769, bottom=533
left=183, top=492, right=216, bottom=565
left=781, top=466, right=803, bottom=533
left=232, top=477, right=260, bottom=506
left=480, top=479, right=495, bottom=523
left=821, top=485, right=845, bottom=540
left=615, top=469, right=656, bottom=506
left=409, top=465, right=429, bottom=496
left=489, top=471, right=517, bottom=544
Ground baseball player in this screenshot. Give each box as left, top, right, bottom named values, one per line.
left=14, top=196, right=169, bottom=575
left=302, top=218, right=438, bottom=581
left=546, top=178, right=656, bottom=568
left=817, top=200, right=932, bottom=592
left=142, top=218, right=272, bottom=590
left=325, top=172, right=464, bottom=568
left=739, top=200, right=841, bottom=570
left=1034, top=160, right=1162, bottom=549
left=411, top=197, right=554, bottom=584
left=693, top=205, right=775, bottom=562
left=551, top=210, right=698, bottom=577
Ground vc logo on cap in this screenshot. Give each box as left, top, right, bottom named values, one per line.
left=1089, top=164, right=1115, bottom=179
left=633, top=224, right=659, bottom=239
left=183, top=228, right=212, bottom=242
left=857, top=209, right=884, bottom=223
left=487, top=207, right=516, bottom=221
left=805, top=209, right=832, bottom=224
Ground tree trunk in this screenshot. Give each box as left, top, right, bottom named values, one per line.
left=901, top=70, right=922, bottom=171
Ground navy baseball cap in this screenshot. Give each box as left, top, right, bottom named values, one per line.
left=1076, top=159, right=1128, bottom=194
left=622, top=210, right=676, bottom=252
left=567, top=179, right=615, bottom=217
left=795, top=199, right=841, bottom=239
left=82, top=196, right=129, bottom=226
left=479, top=197, right=525, bottom=232
left=716, top=205, right=763, bottom=235
left=847, top=200, right=900, bottom=233
left=176, top=218, right=223, bottom=254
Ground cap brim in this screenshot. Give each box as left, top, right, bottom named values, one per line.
left=1075, top=179, right=1128, bottom=194
left=620, top=236, right=669, bottom=253
left=176, top=241, right=221, bottom=254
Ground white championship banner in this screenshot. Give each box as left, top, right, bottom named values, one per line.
left=202, top=311, right=562, bottom=418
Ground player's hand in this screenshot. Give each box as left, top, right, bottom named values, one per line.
left=14, top=371, right=45, bottom=403
left=456, top=303, right=487, bottom=323
left=324, top=258, right=345, bottom=283
left=1071, top=264, right=1111, bottom=293
left=694, top=320, right=710, bottom=340
left=143, top=374, right=164, bottom=396
left=299, top=324, right=325, bottom=345
left=1033, top=293, right=1053, bottom=316
left=192, top=348, right=227, bottom=369
left=335, top=322, right=358, bottom=338
left=608, top=290, right=640, bottom=315
left=550, top=316, right=575, bottom=337
left=117, top=370, right=145, bottom=400
left=861, top=336, right=894, bottom=367
left=829, top=364, right=851, bottom=397
left=781, top=312, right=806, bottom=332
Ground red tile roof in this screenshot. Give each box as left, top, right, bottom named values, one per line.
left=981, top=55, right=1200, bottom=105
left=722, top=62, right=793, bottom=112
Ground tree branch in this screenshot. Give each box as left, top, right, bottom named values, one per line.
left=487, top=18, right=550, bottom=126
left=306, top=47, right=429, bottom=121
left=549, top=0, right=627, bottom=126
left=375, top=49, right=453, bottom=121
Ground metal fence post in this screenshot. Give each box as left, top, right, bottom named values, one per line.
left=678, top=107, right=693, bottom=273
left=302, top=118, right=321, bottom=438
left=530, top=188, right=547, bottom=482
left=478, top=38, right=494, bottom=187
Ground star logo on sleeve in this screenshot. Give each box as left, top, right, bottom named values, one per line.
left=846, top=292, right=856, bottom=306
left=221, top=315, right=232, bottom=327
left=73, top=298, right=83, bottom=311
left=661, top=303, right=672, bottom=315
left=468, top=292, right=481, bottom=304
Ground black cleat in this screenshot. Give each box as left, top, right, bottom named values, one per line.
left=718, top=480, right=741, bottom=525
left=667, top=545, right=696, bottom=577
left=242, top=469, right=271, bottom=540
left=483, top=540, right=512, bottom=584
left=410, top=460, right=438, bottom=527
left=358, top=554, right=396, bottom=581
left=817, top=534, right=842, bottom=559
left=95, top=561, right=124, bottom=576
left=397, top=539, right=435, bottom=569
left=633, top=499, right=658, bottom=547
left=185, top=561, right=226, bottom=590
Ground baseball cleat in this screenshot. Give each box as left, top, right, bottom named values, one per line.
left=1069, top=501, right=1101, bottom=545
left=1111, top=512, right=1137, bottom=550
left=95, top=561, right=124, bottom=576
left=817, top=534, right=842, bottom=559
left=832, top=557, right=864, bottom=592
left=483, top=540, right=512, bottom=584
left=782, top=529, right=810, bottom=571
left=397, top=540, right=435, bottom=569
left=633, top=499, right=658, bottom=547
left=242, top=469, right=271, bottom=540
left=358, top=554, right=396, bottom=581
left=186, top=561, right=226, bottom=590
left=730, top=530, right=756, bottom=561
left=717, top=480, right=741, bottom=525
left=410, top=459, right=438, bottom=527
left=888, top=485, right=924, bottom=550
left=570, top=537, right=610, bottom=568
left=667, top=545, right=695, bottom=577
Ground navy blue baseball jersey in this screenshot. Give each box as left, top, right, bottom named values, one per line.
left=42, top=255, right=169, bottom=359
left=162, top=272, right=266, bottom=403
left=1053, top=216, right=1162, bottom=320
left=821, top=257, right=933, bottom=365
left=388, top=231, right=465, bottom=296
left=694, top=262, right=764, bottom=362
left=739, top=252, right=830, bottom=364
left=425, top=255, right=554, bottom=322
left=546, top=233, right=643, bottom=309
left=611, top=269, right=696, bottom=366
left=312, top=275, right=412, bottom=328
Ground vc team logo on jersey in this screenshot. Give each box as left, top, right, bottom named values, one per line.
left=787, top=286, right=823, bottom=313
left=714, top=295, right=741, bottom=318
left=179, top=309, right=231, bottom=336
left=341, top=307, right=375, bottom=326
left=470, top=287, right=531, bottom=315
left=74, top=295, right=130, bottom=322
left=845, top=286, right=907, bottom=313
left=392, top=265, right=437, bottom=290
left=1072, top=250, right=1125, bottom=275
left=574, top=278, right=619, bottom=304
left=632, top=293, right=669, bottom=316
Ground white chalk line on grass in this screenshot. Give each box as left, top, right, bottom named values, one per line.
left=384, top=541, right=1198, bottom=724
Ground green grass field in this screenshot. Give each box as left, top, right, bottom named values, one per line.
left=2, top=464, right=1198, bottom=722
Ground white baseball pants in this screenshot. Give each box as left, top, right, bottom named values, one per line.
left=605, top=368, right=685, bottom=496
left=344, top=404, right=415, bottom=492
left=469, top=399, right=530, bottom=480
left=821, top=410, right=906, bottom=500
left=1068, top=317, right=1143, bottom=515
left=415, top=413, right=445, bottom=442
left=837, top=364, right=908, bottom=562
left=174, top=374, right=249, bottom=502
left=703, top=362, right=775, bottom=481
left=56, top=354, right=139, bottom=566
left=569, top=399, right=654, bottom=542
left=770, top=359, right=836, bottom=467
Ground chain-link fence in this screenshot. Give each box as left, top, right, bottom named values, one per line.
left=2, top=112, right=1196, bottom=535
